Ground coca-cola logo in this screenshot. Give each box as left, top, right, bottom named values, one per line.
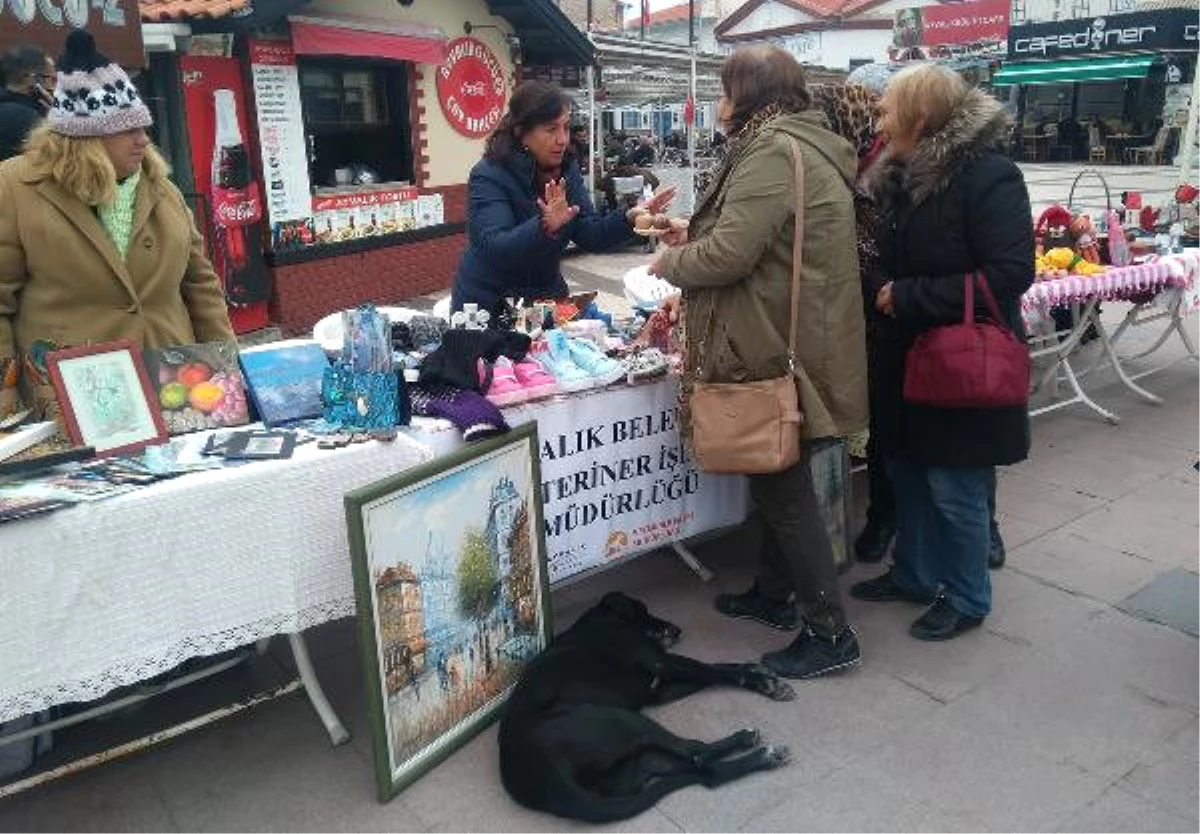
left=212, top=188, right=262, bottom=227
left=217, top=201, right=259, bottom=223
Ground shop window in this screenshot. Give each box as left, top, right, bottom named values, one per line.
left=298, top=58, right=413, bottom=189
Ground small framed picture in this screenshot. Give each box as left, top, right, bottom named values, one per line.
left=223, top=430, right=297, bottom=460
left=46, top=340, right=168, bottom=458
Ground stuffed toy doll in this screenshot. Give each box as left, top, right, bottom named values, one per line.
left=1069, top=213, right=1101, bottom=264
left=1034, top=205, right=1074, bottom=256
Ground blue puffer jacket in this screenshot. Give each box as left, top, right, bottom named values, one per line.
left=451, top=149, right=635, bottom=311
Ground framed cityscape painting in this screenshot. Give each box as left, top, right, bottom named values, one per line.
left=344, top=421, right=551, bottom=802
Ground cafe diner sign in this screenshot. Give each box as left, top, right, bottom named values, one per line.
left=436, top=37, right=507, bottom=139
left=1009, top=9, right=1198, bottom=57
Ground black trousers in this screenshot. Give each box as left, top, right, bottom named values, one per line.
left=748, top=442, right=848, bottom=640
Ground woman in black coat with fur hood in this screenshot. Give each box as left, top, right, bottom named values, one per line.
left=849, top=64, right=1034, bottom=641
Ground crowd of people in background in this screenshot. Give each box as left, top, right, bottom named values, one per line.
left=453, top=45, right=1035, bottom=671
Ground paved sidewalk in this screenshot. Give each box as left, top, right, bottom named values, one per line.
left=1, top=315, right=1195, bottom=833
left=0, top=164, right=1196, bottom=832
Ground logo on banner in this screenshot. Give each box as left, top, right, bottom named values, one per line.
left=437, top=37, right=507, bottom=138
left=1014, top=17, right=1157, bottom=55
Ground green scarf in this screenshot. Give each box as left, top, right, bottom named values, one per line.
left=98, top=170, right=141, bottom=258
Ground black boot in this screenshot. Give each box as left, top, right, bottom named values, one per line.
left=988, top=522, right=1006, bottom=570
left=715, top=583, right=799, bottom=631
left=854, top=516, right=895, bottom=563
left=762, top=624, right=861, bottom=679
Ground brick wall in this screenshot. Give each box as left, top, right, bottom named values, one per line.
left=268, top=184, right=468, bottom=335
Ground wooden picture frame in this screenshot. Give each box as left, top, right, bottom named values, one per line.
left=344, top=421, right=551, bottom=802
left=46, top=340, right=168, bottom=458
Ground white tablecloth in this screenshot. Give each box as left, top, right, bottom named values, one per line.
left=0, top=434, right=433, bottom=722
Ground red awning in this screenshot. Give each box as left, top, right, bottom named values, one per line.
left=289, top=16, right=447, bottom=65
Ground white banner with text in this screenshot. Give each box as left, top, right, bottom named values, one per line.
left=503, top=376, right=750, bottom=584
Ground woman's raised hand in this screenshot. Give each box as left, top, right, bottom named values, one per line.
left=633, top=186, right=677, bottom=218
left=537, top=178, right=580, bottom=235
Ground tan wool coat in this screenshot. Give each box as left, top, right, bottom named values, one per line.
left=655, top=110, right=868, bottom=440
left=0, top=154, right=234, bottom=414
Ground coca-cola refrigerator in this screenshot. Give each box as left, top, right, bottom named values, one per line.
left=180, top=55, right=270, bottom=335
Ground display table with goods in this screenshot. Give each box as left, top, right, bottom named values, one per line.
left=0, top=424, right=434, bottom=792
left=0, top=291, right=749, bottom=788
left=1022, top=250, right=1198, bottom=424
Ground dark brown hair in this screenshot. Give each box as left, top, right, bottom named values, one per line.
left=721, top=45, right=811, bottom=135
left=484, top=80, right=572, bottom=163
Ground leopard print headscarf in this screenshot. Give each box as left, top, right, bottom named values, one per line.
left=809, top=83, right=879, bottom=162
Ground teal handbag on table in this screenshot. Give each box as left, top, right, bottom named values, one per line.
left=321, top=304, right=403, bottom=429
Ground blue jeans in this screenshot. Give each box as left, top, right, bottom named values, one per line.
left=887, top=457, right=992, bottom=618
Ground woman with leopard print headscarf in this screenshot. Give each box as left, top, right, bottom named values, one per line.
left=810, top=83, right=899, bottom=567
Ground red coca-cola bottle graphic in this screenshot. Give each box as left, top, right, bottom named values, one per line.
left=210, top=89, right=269, bottom=304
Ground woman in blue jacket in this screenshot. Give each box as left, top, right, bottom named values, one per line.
left=451, top=81, right=673, bottom=312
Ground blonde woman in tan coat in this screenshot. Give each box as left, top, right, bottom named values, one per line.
left=0, top=30, right=233, bottom=418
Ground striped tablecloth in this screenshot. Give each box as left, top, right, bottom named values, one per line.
left=1022, top=251, right=1199, bottom=330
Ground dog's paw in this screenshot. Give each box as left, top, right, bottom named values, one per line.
left=763, top=745, right=791, bottom=767
left=734, top=728, right=761, bottom=748
left=745, top=665, right=796, bottom=701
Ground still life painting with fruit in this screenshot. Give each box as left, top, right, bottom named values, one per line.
left=143, top=342, right=250, bottom=434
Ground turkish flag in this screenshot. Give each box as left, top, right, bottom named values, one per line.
left=683, top=96, right=695, bottom=126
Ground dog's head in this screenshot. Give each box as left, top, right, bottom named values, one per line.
left=598, top=592, right=682, bottom=649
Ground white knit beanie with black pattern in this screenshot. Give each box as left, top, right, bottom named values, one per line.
left=48, top=29, right=152, bottom=138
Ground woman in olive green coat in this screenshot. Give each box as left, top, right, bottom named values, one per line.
left=651, top=45, right=868, bottom=680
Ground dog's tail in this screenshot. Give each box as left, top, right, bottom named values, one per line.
left=544, top=772, right=699, bottom=824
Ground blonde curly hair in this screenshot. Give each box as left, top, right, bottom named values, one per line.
left=22, top=123, right=169, bottom=206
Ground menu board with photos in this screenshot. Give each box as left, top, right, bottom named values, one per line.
left=311, top=187, right=420, bottom=244
left=248, top=41, right=314, bottom=234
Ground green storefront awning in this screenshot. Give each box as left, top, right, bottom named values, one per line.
left=993, top=55, right=1155, bottom=86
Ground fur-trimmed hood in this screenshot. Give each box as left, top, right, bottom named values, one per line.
left=872, top=88, right=1011, bottom=211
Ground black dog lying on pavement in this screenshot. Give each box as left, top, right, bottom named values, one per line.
left=498, top=592, right=794, bottom=823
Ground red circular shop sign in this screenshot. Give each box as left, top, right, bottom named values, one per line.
left=436, top=37, right=508, bottom=139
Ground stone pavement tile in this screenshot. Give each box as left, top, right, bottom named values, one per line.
left=1117, top=568, right=1199, bottom=636
left=853, top=713, right=1110, bottom=832
left=748, top=664, right=945, bottom=769
left=844, top=597, right=1030, bottom=704
left=1117, top=718, right=1199, bottom=822
left=1046, top=607, right=1199, bottom=712
left=396, top=724, right=682, bottom=832
left=983, top=567, right=1109, bottom=649
left=741, top=760, right=990, bottom=833
left=1009, top=527, right=1164, bottom=605
left=933, top=643, right=1196, bottom=784
left=652, top=732, right=835, bottom=833
left=994, top=468, right=1110, bottom=536
left=0, top=754, right=174, bottom=833
left=139, top=696, right=412, bottom=833
left=1105, top=474, right=1200, bottom=530
left=1053, top=784, right=1195, bottom=833
left=1057, top=499, right=1199, bottom=571
left=993, top=514, right=1053, bottom=553
left=1014, top=429, right=1188, bottom=501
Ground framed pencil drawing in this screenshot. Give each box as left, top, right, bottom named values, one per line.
left=345, top=421, right=551, bottom=801
left=46, top=340, right=168, bottom=458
